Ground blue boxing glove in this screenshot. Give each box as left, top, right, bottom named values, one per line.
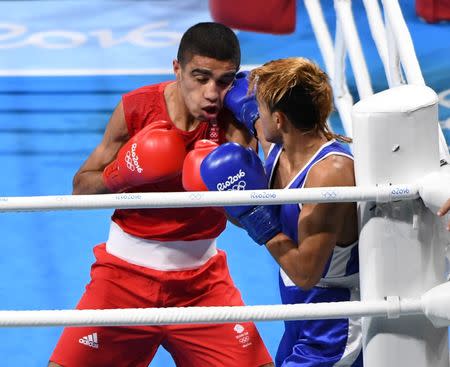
left=200, top=142, right=281, bottom=245
left=224, top=71, right=259, bottom=136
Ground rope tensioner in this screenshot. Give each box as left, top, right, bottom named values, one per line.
left=0, top=282, right=449, bottom=328
left=0, top=184, right=419, bottom=212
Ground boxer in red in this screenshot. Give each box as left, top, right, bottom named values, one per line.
left=48, top=22, right=273, bottom=367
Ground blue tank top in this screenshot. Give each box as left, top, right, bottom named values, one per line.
left=265, top=139, right=359, bottom=288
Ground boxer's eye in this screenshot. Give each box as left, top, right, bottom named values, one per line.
left=195, top=77, right=209, bottom=84
left=218, top=77, right=234, bottom=87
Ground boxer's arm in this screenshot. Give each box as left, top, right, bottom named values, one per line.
left=73, top=102, right=129, bottom=195
left=223, top=111, right=258, bottom=152
left=265, top=156, right=356, bottom=289
left=225, top=114, right=272, bottom=160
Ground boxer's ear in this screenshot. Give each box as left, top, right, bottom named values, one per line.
left=273, top=111, right=288, bottom=131
left=173, top=59, right=181, bottom=81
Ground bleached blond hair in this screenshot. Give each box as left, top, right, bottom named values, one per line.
left=248, top=57, right=351, bottom=142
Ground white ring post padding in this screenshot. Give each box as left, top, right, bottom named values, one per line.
left=353, top=84, right=448, bottom=367
left=418, top=168, right=450, bottom=213
left=380, top=0, right=449, bottom=163
left=0, top=298, right=424, bottom=328
left=421, top=282, right=450, bottom=328
left=0, top=184, right=420, bottom=212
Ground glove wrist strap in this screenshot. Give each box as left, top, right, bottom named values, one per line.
left=239, top=205, right=281, bottom=245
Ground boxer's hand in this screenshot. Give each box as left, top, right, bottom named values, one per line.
left=182, top=140, right=219, bottom=191
left=224, top=71, right=259, bottom=136
left=103, top=121, right=186, bottom=192
left=200, top=142, right=281, bottom=245
left=437, top=198, right=450, bottom=231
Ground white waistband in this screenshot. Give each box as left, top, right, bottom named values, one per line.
left=106, top=221, right=218, bottom=271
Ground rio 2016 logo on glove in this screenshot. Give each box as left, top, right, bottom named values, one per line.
left=125, top=143, right=143, bottom=173
left=216, top=169, right=246, bottom=191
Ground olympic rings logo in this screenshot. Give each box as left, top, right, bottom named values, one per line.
left=189, top=193, right=203, bottom=200
left=321, top=191, right=337, bottom=199
left=238, top=336, right=250, bottom=344
left=208, top=124, right=220, bottom=142
left=125, top=151, right=135, bottom=171
left=232, top=181, right=247, bottom=191
left=124, top=143, right=143, bottom=173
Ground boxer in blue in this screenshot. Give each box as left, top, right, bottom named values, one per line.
left=199, top=57, right=363, bottom=366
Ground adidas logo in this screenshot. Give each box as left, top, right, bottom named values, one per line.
left=79, top=332, right=99, bottom=349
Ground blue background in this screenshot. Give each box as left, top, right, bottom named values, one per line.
left=0, top=1, right=448, bottom=365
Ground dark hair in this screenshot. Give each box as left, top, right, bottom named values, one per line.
left=177, top=22, right=240, bottom=69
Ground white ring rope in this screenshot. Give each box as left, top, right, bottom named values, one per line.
left=0, top=178, right=447, bottom=328
left=0, top=299, right=421, bottom=327
left=0, top=184, right=419, bottom=212
left=2, top=281, right=450, bottom=328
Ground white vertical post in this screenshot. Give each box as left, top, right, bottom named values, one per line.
left=334, top=0, right=373, bottom=99
left=333, top=19, right=354, bottom=136
left=352, top=85, right=449, bottom=367
left=384, top=17, right=404, bottom=87
left=361, top=0, right=393, bottom=86
left=303, top=0, right=335, bottom=78
left=381, top=0, right=425, bottom=86
left=304, top=0, right=354, bottom=137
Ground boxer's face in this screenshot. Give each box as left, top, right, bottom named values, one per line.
left=174, top=56, right=237, bottom=122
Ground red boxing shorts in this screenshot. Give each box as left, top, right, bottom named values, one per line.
left=49, top=244, right=272, bottom=367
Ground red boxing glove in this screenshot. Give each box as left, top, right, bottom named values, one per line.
left=103, top=121, right=187, bottom=192
left=182, top=139, right=219, bottom=191
left=209, top=0, right=296, bottom=34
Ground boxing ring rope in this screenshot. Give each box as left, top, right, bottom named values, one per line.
left=0, top=180, right=447, bottom=329
left=0, top=280, right=449, bottom=328
left=0, top=184, right=420, bottom=212
left=0, top=178, right=445, bottom=325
